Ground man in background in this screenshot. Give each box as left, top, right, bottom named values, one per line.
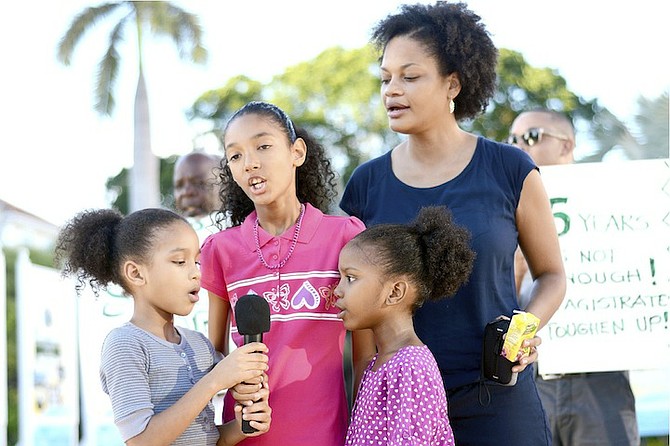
left=509, top=109, right=640, bottom=446
left=172, top=150, right=223, bottom=332
left=173, top=150, right=222, bottom=223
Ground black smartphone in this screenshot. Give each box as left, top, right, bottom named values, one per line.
left=482, top=315, right=518, bottom=386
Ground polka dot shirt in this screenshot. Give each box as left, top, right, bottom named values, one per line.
left=345, top=345, right=455, bottom=445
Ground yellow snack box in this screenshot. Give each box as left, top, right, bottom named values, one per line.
left=500, top=311, right=540, bottom=362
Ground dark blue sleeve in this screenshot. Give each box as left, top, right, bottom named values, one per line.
left=497, top=142, right=538, bottom=207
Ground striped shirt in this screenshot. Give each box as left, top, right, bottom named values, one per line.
left=100, top=322, right=220, bottom=445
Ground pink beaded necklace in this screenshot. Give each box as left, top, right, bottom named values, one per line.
left=253, top=204, right=305, bottom=270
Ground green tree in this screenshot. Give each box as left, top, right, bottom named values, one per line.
left=4, top=249, right=18, bottom=446
left=188, top=45, right=402, bottom=183
left=187, top=74, right=266, bottom=143
left=187, top=45, right=611, bottom=183
left=126, top=45, right=666, bottom=204
left=57, top=1, right=207, bottom=212
left=106, top=155, right=179, bottom=215
left=469, top=48, right=599, bottom=143
left=477, top=49, right=669, bottom=162
left=269, top=45, right=401, bottom=181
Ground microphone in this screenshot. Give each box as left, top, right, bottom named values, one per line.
left=234, top=294, right=271, bottom=433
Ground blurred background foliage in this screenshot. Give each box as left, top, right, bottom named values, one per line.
left=106, top=44, right=668, bottom=214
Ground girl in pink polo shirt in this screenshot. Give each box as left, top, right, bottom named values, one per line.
left=334, top=206, right=475, bottom=445
left=200, top=101, right=375, bottom=445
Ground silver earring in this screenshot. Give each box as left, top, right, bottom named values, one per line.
left=449, top=99, right=455, bottom=114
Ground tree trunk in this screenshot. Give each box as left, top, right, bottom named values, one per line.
left=130, top=69, right=160, bottom=212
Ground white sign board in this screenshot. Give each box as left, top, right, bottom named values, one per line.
left=536, top=159, right=670, bottom=374
left=16, top=250, right=79, bottom=446
left=78, top=285, right=130, bottom=446
left=15, top=249, right=129, bottom=446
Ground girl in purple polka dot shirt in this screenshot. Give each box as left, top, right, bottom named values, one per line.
left=334, top=206, right=475, bottom=445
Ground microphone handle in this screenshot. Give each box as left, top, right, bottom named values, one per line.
left=243, top=333, right=263, bottom=346
left=241, top=333, right=264, bottom=434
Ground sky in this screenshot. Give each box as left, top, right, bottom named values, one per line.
left=1, top=0, right=668, bottom=227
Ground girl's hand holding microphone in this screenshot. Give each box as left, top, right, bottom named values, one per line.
left=213, top=342, right=269, bottom=392
left=213, top=342, right=271, bottom=443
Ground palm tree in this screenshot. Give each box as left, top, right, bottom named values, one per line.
left=57, top=1, right=207, bottom=211
left=581, top=92, right=669, bottom=162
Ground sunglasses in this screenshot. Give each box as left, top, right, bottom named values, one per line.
left=507, top=128, right=568, bottom=147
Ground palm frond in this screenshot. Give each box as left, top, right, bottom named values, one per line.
left=145, top=2, right=208, bottom=63
left=94, top=19, right=127, bottom=116
left=635, top=93, right=670, bottom=158
left=60, top=0, right=208, bottom=117
left=56, top=2, right=122, bottom=65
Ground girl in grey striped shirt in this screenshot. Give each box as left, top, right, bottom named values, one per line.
left=56, top=208, right=271, bottom=445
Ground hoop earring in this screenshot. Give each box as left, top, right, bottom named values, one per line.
left=449, top=99, right=455, bottom=114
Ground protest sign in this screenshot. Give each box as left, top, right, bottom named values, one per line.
left=535, top=159, right=669, bottom=374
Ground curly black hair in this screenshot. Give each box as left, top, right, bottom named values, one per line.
left=54, top=208, right=188, bottom=295
left=371, top=1, right=498, bottom=120
left=214, top=101, right=338, bottom=228
left=350, top=206, right=475, bottom=313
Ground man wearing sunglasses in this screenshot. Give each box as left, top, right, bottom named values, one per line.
left=510, top=109, right=640, bottom=446
left=508, top=120, right=573, bottom=167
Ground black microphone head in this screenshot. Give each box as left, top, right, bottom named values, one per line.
left=235, top=294, right=271, bottom=335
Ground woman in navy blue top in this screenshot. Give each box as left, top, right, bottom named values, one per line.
left=340, top=3, right=566, bottom=445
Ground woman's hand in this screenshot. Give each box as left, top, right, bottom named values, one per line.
left=512, top=335, right=541, bottom=373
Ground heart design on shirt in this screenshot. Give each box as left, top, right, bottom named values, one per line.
left=291, top=281, right=320, bottom=310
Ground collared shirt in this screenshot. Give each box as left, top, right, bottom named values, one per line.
left=200, top=203, right=365, bottom=446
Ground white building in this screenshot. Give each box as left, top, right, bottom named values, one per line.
left=0, top=198, right=58, bottom=251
